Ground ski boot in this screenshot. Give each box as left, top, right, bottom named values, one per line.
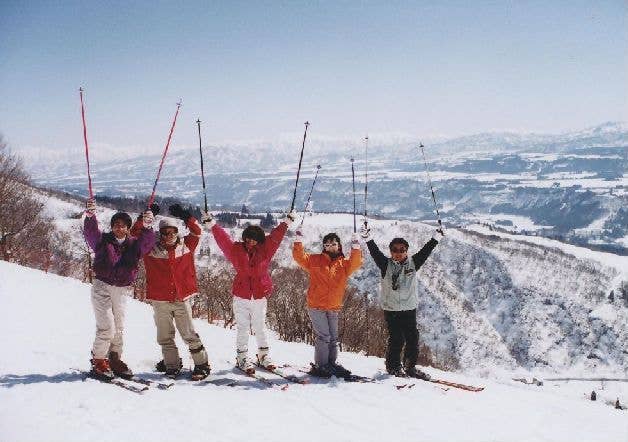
left=308, top=363, right=333, bottom=379
left=236, top=351, right=255, bottom=375
left=405, top=365, right=431, bottom=381
left=156, top=357, right=182, bottom=373
left=330, top=362, right=351, bottom=378
left=256, top=347, right=276, bottom=370
left=90, top=358, right=114, bottom=381
left=108, top=351, right=133, bottom=379
left=386, top=365, right=406, bottom=377
left=191, top=363, right=211, bottom=381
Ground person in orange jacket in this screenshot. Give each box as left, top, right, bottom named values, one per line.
left=292, top=230, right=362, bottom=378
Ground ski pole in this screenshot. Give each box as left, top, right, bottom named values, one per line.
left=351, top=157, right=357, bottom=233
left=298, top=164, right=321, bottom=229
left=363, top=135, right=369, bottom=230
left=79, top=87, right=94, bottom=199
left=289, top=121, right=310, bottom=213
left=196, top=118, right=209, bottom=213
left=418, top=143, right=443, bottom=234
left=147, top=100, right=182, bottom=209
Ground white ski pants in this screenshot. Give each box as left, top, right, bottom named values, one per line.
left=233, top=296, right=269, bottom=354
left=91, top=279, right=130, bottom=359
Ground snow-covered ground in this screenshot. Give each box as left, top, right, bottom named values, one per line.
left=0, top=261, right=626, bottom=442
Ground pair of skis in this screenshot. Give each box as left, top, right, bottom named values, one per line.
left=77, top=369, right=173, bottom=394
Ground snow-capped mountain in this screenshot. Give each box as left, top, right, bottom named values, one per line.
left=22, top=122, right=628, bottom=253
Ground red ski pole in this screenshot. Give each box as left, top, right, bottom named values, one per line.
left=79, top=87, right=94, bottom=199
left=147, top=100, right=182, bottom=208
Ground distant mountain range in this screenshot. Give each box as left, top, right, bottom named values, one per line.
left=21, top=122, right=628, bottom=253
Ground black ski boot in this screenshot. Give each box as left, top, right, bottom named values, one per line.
left=386, top=365, right=406, bottom=377
left=308, top=363, right=333, bottom=379
left=109, top=352, right=133, bottom=379
left=156, top=358, right=182, bottom=373
left=330, top=362, right=351, bottom=378
left=191, top=363, right=211, bottom=381
left=405, top=365, right=431, bottom=380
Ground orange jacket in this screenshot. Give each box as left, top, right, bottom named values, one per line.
left=292, top=242, right=362, bottom=311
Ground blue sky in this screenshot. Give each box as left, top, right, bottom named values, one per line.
left=0, top=1, right=626, bottom=153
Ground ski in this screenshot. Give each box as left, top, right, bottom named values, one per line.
left=124, top=376, right=173, bottom=390
left=513, top=377, right=543, bottom=386
left=81, top=371, right=148, bottom=394
left=235, top=366, right=277, bottom=388
left=256, top=364, right=310, bottom=385
left=426, top=378, right=484, bottom=392
left=296, top=367, right=376, bottom=383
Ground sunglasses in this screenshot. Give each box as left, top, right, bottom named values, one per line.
left=160, top=230, right=178, bottom=237
left=390, top=247, right=407, bottom=253
left=323, top=242, right=339, bottom=248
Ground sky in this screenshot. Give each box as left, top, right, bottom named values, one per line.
left=0, top=1, right=626, bottom=155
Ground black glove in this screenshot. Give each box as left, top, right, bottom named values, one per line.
left=149, top=203, right=160, bottom=216
left=169, top=204, right=192, bottom=222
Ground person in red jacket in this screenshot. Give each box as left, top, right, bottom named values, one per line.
left=206, top=211, right=295, bottom=374
left=142, top=204, right=210, bottom=381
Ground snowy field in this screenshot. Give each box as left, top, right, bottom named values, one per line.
left=0, top=261, right=626, bottom=442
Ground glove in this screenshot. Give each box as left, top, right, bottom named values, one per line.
left=359, top=225, right=371, bottom=241
left=201, top=211, right=216, bottom=229
left=283, top=210, right=297, bottom=227
left=149, top=203, right=160, bottom=216
left=85, top=198, right=96, bottom=216
left=142, top=210, right=154, bottom=227
left=169, top=204, right=192, bottom=222
left=351, top=232, right=361, bottom=249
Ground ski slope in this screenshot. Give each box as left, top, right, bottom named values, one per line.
left=0, top=261, right=626, bottom=442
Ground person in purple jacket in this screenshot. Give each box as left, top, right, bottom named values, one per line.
left=83, top=198, right=156, bottom=380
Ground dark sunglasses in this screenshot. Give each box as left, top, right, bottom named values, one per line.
left=390, top=247, right=407, bottom=253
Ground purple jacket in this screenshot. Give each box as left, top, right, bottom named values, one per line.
left=83, top=215, right=156, bottom=287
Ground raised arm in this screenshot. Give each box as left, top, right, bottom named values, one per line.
left=183, top=217, right=202, bottom=252
left=292, top=241, right=312, bottom=271
left=83, top=215, right=102, bottom=251
left=345, top=248, right=363, bottom=276
left=366, top=240, right=389, bottom=277
left=211, top=223, right=236, bottom=264
left=411, top=238, right=438, bottom=270
left=262, top=221, right=288, bottom=258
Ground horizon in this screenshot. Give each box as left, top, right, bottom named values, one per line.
left=1, top=2, right=626, bottom=155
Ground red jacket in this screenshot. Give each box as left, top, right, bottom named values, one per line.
left=144, top=217, right=201, bottom=302
left=211, top=222, right=288, bottom=300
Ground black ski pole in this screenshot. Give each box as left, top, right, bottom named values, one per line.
left=419, top=143, right=443, bottom=234
left=363, top=135, right=368, bottom=230
left=148, top=100, right=182, bottom=209
left=289, top=121, right=310, bottom=213
left=351, top=157, right=357, bottom=233
left=196, top=118, right=209, bottom=214
left=298, top=164, right=321, bottom=229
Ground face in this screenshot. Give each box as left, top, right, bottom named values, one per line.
left=244, top=237, right=258, bottom=250
left=390, top=244, right=408, bottom=262
left=160, top=227, right=178, bottom=246
left=323, top=240, right=340, bottom=254
left=111, top=220, right=129, bottom=240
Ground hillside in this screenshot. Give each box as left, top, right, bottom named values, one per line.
left=42, top=192, right=628, bottom=374
left=0, top=260, right=626, bottom=442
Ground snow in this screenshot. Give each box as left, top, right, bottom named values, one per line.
left=1, top=261, right=627, bottom=442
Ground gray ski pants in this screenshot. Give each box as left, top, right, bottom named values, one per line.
left=151, top=299, right=208, bottom=369
left=91, top=279, right=130, bottom=359
left=307, top=308, right=339, bottom=367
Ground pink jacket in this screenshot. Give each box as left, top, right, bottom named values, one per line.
left=211, top=223, right=288, bottom=299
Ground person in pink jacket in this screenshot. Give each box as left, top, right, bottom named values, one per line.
left=205, top=212, right=294, bottom=374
